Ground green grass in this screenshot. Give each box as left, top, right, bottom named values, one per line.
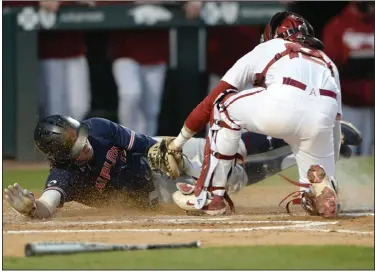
left=3, top=245, right=374, bottom=269
left=2, top=169, right=48, bottom=192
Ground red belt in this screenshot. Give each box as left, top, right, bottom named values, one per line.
left=282, top=77, right=337, bottom=99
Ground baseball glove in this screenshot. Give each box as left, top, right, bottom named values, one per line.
left=147, top=137, right=183, bottom=180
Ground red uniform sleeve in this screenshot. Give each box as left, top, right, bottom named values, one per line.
left=185, top=81, right=236, bottom=132
left=322, top=17, right=349, bottom=66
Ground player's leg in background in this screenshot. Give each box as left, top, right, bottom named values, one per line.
left=342, top=105, right=374, bottom=156
left=39, top=59, right=68, bottom=117
left=357, top=107, right=374, bottom=156
left=113, top=58, right=143, bottom=132
left=66, top=56, right=91, bottom=121
left=141, top=63, right=167, bottom=136
left=341, top=105, right=362, bottom=155
left=362, top=108, right=375, bottom=156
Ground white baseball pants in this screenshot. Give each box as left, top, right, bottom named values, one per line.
left=39, top=56, right=91, bottom=121
left=204, top=84, right=338, bottom=192
left=113, top=58, right=166, bottom=136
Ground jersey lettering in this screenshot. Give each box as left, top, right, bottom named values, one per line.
left=107, top=147, right=118, bottom=164
left=95, top=146, right=121, bottom=193
left=120, top=150, right=127, bottom=163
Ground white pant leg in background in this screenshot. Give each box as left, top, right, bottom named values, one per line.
left=40, top=59, right=68, bottom=117
left=342, top=105, right=374, bottom=156
left=113, top=58, right=143, bottom=132
left=140, top=64, right=167, bottom=136
left=39, top=56, right=90, bottom=120
left=66, top=56, right=91, bottom=121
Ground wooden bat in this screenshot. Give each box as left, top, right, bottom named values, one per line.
left=25, top=240, right=201, bottom=257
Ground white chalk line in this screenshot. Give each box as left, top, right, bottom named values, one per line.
left=21, top=219, right=332, bottom=226
left=4, top=222, right=338, bottom=235
left=302, top=228, right=374, bottom=235
left=340, top=212, right=374, bottom=217
left=5, top=220, right=372, bottom=236
left=6, top=227, right=371, bottom=235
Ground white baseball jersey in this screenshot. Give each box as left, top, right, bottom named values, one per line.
left=221, top=38, right=343, bottom=115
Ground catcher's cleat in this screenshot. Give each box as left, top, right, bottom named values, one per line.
left=172, top=185, right=235, bottom=216
left=307, top=165, right=338, bottom=218
left=340, top=120, right=362, bottom=147
left=279, top=165, right=338, bottom=218
left=172, top=191, right=227, bottom=215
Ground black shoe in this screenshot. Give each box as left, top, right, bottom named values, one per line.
left=341, top=120, right=362, bottom=146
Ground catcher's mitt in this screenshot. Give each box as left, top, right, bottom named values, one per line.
left=147, top=137, right=183, bottom=180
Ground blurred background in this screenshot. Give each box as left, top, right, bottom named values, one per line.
left=2, top=1, right=374, bottom=162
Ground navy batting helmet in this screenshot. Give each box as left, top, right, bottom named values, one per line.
left=34, top=115, right=89, bottom=163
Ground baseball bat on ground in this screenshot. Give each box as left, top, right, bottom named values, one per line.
left=25, top=240, right=201, bottom=257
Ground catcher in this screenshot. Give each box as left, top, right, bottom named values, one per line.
left=148, top=11, right=351, bottom=218
left=4, top=115, right=359, bottom=219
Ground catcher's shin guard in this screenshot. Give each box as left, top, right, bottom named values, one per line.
left=191, top=126, right=242, bottom=214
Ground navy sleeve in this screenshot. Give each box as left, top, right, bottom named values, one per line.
left=82, top=118, right=157, bottom=154
left=43, top=168, right=73, bottom=207
left=241, top=132, right=287, bottom=155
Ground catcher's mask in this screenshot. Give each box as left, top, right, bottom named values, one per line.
left=34, top=115, right=89, bottom=164
left=260, top=11, right=324, bottom=50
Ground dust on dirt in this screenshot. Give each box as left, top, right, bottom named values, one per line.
left=3, top=184, right=374, bottom=257
left=2, top=159, right=374, bottom=257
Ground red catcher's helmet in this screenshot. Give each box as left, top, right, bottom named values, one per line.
left=260, top=11, right=324, bottom=50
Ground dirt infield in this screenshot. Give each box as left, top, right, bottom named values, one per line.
left=3, top=182, right=374, bottom=257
